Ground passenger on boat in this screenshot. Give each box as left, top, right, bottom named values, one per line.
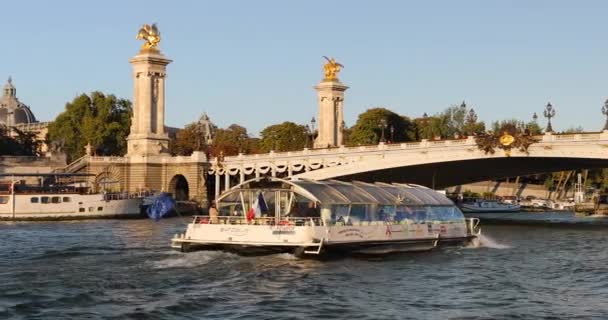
left=209, top=202, right=219, bottom=224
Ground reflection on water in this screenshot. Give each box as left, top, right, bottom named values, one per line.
left=1, top=215, right=608, bottom=319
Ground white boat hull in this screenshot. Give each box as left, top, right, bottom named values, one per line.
left=460, top=203, right=520, bottom=213
left=171, top=219, right=479, bottom=256
left=0, top=193, right=143, bottom=221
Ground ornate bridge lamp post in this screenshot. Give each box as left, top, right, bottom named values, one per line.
left=420, top=112, right=429, bottom=140
left=544, top=102, right=556, bottom=133
left=466, top=108, right=478, bottom=136
left=602, top=99, right=608, bottom=131
left=378, top=118, right=388, bottom=143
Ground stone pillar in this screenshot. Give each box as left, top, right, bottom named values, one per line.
left=314, top=80, right=348, bottom=148
left=127, top=48, right=172, bottom=155
left=215, top=174, right=220, bottom=200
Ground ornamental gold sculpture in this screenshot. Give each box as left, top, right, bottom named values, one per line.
left=499, top=132, right=515, bottom=146
left=136, top=23, right=161, bottom=50
left=322, top=56, right=344, bottom=81
left=475, top=126, right=538, bottom=156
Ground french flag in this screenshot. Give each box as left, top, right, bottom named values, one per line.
left=247, top=192, right=268, bottom=222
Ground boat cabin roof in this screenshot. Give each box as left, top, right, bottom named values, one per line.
left=218, top=177, right=454, bottom=206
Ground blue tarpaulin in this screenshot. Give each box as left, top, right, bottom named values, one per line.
left=146, top=192, right=176, bottom=221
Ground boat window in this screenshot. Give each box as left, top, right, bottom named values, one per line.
left=62, top=197, right=71, bottom=203
left=0, top=196, right=8, bottom=204
left=30, top=197, right=39, bottom=203
left=425, top=206, right=465, bottom=223
left=349, top=204, right=369, bottom=223
left=98, top=207, right=103, bottom=211
left=41, top=197, right=50, bottom=204
left=377, top=205, right=396, bottom=221
left=79, top=208, right=85, bottom=212
left=51, top=197, right=61, bottom=204
left=331, top=204, right=349, bottom=224
left=287, top=194, right=320, bottom=218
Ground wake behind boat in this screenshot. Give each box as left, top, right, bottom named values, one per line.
left=171, top=177, right=481, bottom=257
left=0, top=173, right=143, bottom=221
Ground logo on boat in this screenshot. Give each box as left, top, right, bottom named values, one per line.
left=337, top=228, right=364, bottom=239
left=270, top=225, right=296, bottom=235
left=220, top=227, right=249, bottom=236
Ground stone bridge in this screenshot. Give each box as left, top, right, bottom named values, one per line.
left=211, top=132, right=608, bottom=198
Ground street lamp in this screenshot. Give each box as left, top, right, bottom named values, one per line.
left=378, top=118, right=387, bottom=143
left=544, top=102, right=556, bottom=133
left=602, top=99, right=608, bottom=131
left=420, top=112, right=429, bottom=140
left=532, top=112, right=538, bottom=123
left=389, top=125, right=394, bottom=143
left=466, top=108, right=478, bottom=136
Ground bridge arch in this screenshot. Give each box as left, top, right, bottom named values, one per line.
left=169, top=174, right=189, bottom=201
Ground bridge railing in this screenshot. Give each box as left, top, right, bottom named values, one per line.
left=217, top=131, right=608, bottom=164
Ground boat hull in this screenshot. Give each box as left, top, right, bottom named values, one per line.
left=171, top=220, right=479, bottom=257
left=0, top=193, right=143, bottom=221
left=460, top=204, right=520, bottom=213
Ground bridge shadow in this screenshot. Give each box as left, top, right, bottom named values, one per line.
left=335, top=157, right=608, bottom=189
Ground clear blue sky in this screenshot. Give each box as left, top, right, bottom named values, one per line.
left=2, top=1, right=607, bottom=135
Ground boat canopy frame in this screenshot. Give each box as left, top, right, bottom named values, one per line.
left=217, top=177, right=455, bottom=207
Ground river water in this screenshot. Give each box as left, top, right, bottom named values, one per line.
left=1, top=214, right=608, bottom=319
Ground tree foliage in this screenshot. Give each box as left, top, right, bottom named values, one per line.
left=259, top=121, right=308, bottom=152
left=347, top=108, right=415, bottom=146
left=209, top=124, right=259, bottom=157
left=0, top=126, right=40, bottom=156
left=47, top=92, right=131, bottom=162
left=170, top=123, right=199, bottom=156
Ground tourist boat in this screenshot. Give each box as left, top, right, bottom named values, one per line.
left=0, top=173, right=143, bottom=221
left=171, top=178, right=481, bottom=257
left=459, top=199, right=520, bottom=213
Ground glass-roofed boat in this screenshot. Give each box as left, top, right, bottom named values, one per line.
left=171, top=178, right=481, bottom=256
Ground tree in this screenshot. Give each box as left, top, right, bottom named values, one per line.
left=438, top=102, right=485, bottom=138
left=170, top=123, right=200, bottom=156
left=0, top=126, right=40, bottom=156
left=47, top=92, right=131, bottom=162
left=258, top=121, right=308, bottom=152
left=347, top=108, right=415, bottom=146
left=414, top=115, right=448, bottom=140
left=208, top=124, right=258, bottom=157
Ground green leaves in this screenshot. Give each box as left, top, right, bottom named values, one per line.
left=0, top=126, right=40, bottom=156
left=347, top=108, right=415, bottom=146
left=259, top=122, right=308, bottom=152
left=47, top=92, right=132, bottom=162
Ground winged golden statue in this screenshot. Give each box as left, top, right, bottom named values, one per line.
left=136, top=23, right=161, bottom=50
left=322, top=56, right=344, bottom=81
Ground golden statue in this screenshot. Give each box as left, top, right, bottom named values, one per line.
left=136, top=23, right=161, bottom=50
left=499, top=132, right=515, bottom=147
left=322, top=56, right=344, bottom=81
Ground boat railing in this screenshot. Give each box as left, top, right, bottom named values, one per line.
left=465, top=217, right=481, bottom=236
left=192, top=215, right=323, bottom=226
left=103, top=191, right=150, bottom=201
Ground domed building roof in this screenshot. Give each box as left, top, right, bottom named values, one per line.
left=0, top=77, right=37, bottom=127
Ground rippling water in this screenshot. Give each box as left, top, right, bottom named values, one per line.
left=2, top=215, right=608, bottom=319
